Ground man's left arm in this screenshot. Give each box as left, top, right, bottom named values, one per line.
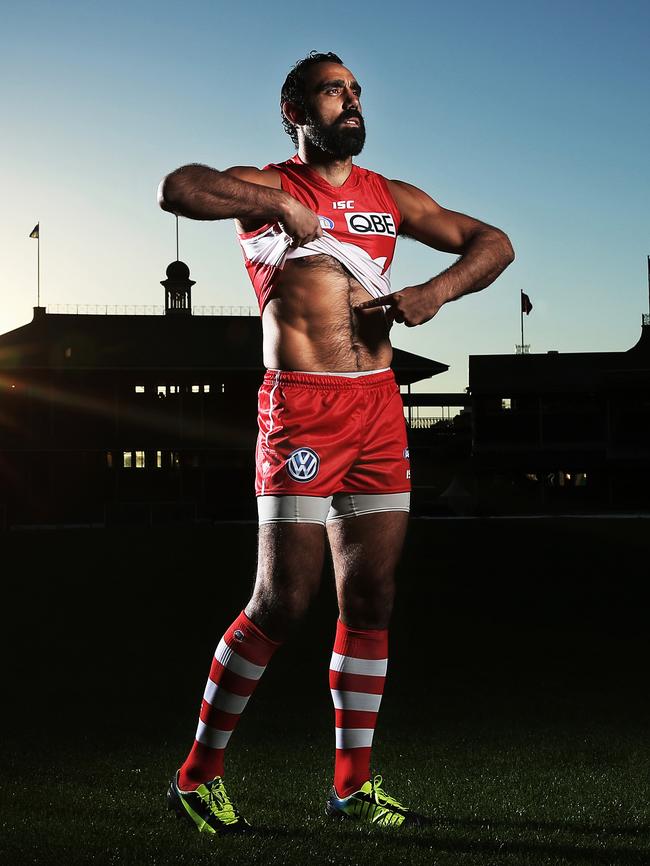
left=356, top=179, right=514, bottom=326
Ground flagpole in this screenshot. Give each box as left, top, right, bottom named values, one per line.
left=37, top=225, right=40, bottom=307
left=176, top=215, right=179, bottom=261
left=520, top=290, right=524, bottom=348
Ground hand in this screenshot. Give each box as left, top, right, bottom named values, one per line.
left=354, top=283, right=444, bottom=327
left=279, top=196, right=323, bottom=248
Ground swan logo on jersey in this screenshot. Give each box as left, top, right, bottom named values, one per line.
left=318, top=216, right=335, bottom=229
left=345, top=212, right=397, bottom=237
left=286, top=447, right=320, bottom=482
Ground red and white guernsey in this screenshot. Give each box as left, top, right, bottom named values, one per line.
left=237, top=155, right=402, bottom=313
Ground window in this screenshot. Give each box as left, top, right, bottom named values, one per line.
left=106, top=451, right=113, bottom=468
left=157, top=385, right=167, bottom=397
left=135, top=385, right=145, bottom=393
left=203, top=384, right=210, bottom=393
left=123, top=451, right=145, bottom=468
left=156, top=450, right=162, bottom=468
left=191, top=385, right=200, bottom=393
left=501, top=398, right=512, bottom=410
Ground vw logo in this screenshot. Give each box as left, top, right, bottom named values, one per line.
left=286, top=447, right=320, bottom=483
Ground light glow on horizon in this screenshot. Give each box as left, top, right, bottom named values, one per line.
left=2, top=0, right=649, bottom=391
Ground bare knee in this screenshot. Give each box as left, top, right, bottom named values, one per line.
left=246, top=522, right=326, bottom=641
left=246, top=580, right=317, bottom=641
left=338, top=576, right=395, bottom=630
left=328, top=511, right=407, bottom=631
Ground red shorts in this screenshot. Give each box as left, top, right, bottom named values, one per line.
left=255, top=369, right=411, bottom=497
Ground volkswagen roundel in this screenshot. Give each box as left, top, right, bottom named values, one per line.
left=286, top=447, right=320, bottom=482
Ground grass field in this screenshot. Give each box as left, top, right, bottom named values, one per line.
left=1, top=518, right=649, bottom=865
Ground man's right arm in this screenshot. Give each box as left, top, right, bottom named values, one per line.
left=157, top=163, right=322, bottom=246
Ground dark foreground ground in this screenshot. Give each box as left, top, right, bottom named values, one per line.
left=1, top=517, right=649, bottom=865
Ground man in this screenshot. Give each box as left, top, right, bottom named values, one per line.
left=158, top=51, right=514, bottom=834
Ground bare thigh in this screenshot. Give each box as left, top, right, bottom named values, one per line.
left=245, top=522, right=326, bottom=641
left=326, top=511, right=408, bottom=630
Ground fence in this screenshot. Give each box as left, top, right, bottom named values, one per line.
left=47, top=304, right=259, bottom=317
left=408, top=415, right=449, bottom=429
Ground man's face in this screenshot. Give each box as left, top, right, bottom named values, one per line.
left=299, top=62, right=366, bottom=158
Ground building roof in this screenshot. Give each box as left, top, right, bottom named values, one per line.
left=469, top=322, right=650, bottom=394
left=0, top=307, right=447, bottom=385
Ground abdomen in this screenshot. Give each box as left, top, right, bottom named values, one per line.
left=262, top=256, right=392, bottom=372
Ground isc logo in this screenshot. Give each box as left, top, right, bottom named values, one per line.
left=332, top=200, right=354, bottom=209
left=345, top=212, right=396, bottom=237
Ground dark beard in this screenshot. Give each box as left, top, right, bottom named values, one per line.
left=303, top=110, right=366, bottom=158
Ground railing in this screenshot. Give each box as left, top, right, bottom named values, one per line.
left=408, top=415, right=449, bottom=429
left=192, top=305, right=258, bottom=316
left=48, top=304, right=165, bottom=315
left=46, top=304, right=259, bottom=317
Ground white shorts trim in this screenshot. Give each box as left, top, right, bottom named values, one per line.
left=288, top=367, right=391, bottom=378
left=257, top=492, right=410, bottom=525
left=257, top=495, right=332, bottom=525
left=327, top=492, right=410, bottom=520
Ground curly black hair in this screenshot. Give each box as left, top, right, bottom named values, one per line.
left=280, top=51, right=344, bottom=148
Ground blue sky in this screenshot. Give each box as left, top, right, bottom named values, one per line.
left=2, top=0, right=649, bottom=392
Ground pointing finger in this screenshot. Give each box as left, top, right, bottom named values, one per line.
left=354, top=295, right=396, bottom=311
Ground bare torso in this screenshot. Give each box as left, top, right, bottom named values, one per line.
left=262, top=254, right=392, bottom=372
left=228, top=162, right=394, bottom=373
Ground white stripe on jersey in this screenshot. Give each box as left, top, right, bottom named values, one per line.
left=215, top=638, right=266, bottom=680
left=329, top=652, right=388, bottom=677
left=195, top=719, right=234, bottom=750
left=335, top=727, right=375, bottom=749
left=261, top=370, right=281, bottom=496
left=238, top=223, right=289, bottom=266
left=238, top=228, right=393, bottom=302
left=330, top=689, right=383, bottom=712
left=203, top=679, right=250, bottom=714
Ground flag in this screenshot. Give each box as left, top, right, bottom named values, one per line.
left=29, top=223, right=39, bottom=239
left=521, top=291, right=533, bottom=315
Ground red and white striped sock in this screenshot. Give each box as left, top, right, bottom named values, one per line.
left=178, top=610, right=281, bottom=790
left=329, top=619, right=388, bottom=798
